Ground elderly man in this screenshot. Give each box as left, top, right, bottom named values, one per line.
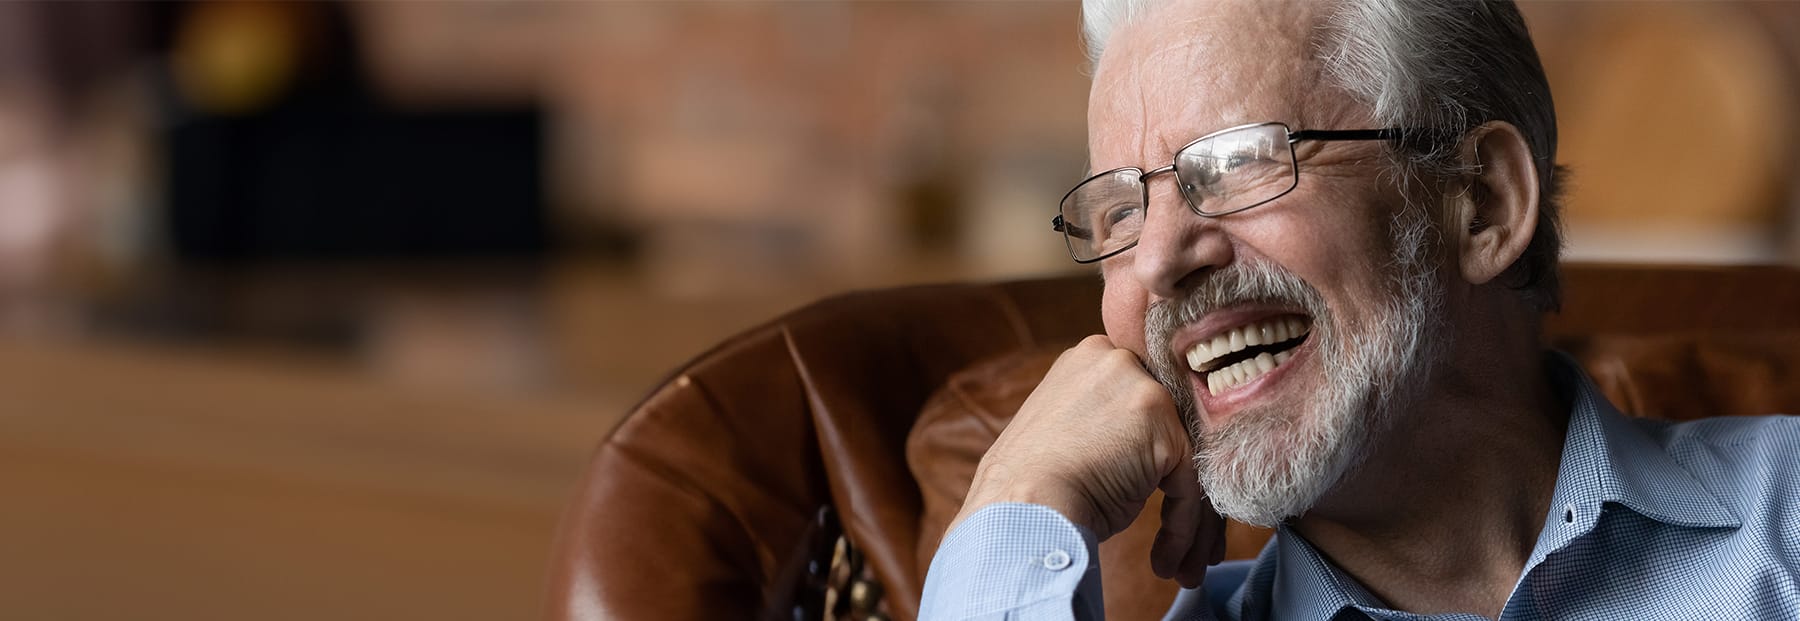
left=919, top=0, right=1800, bottom=619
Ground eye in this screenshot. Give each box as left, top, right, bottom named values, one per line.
left=1104, top=204, right=1140, bottom=226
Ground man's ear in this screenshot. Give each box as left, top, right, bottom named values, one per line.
left=1448, top=121, right=1540, bottom=286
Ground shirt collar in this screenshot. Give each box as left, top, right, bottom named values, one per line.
left=1532, top=351, right=1739, bottom=557
left=1266, top=526, right=1387, bottom=620
left=1259, top=352, right=1740, bottom=621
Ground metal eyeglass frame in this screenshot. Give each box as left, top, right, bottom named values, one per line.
left=1051, top=121, right=1412, bottom=264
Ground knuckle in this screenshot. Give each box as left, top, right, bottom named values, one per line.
left=1100, top=347, right=1140, bottom=370
left=1069, top=335, right=1109, bottom=356
left=1059, top=335, right=1110, bottom=363
left=1128, top=381, right=1172, bottom=410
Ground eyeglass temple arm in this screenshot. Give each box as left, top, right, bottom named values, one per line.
left=1288, top=128, right=1418, bottom=143
left=1051, top=215, right=1095, bottom=241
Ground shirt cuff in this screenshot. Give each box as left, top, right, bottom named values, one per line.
left=918, top=502, right=1103, bottom=620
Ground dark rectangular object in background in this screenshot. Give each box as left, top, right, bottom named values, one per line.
left=166, top=107, right=546, bottom=263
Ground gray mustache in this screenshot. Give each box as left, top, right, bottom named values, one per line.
left=1152, top=261, right=1331, bottom=328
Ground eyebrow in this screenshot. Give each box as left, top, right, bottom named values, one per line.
left=1156, top=132, right=1196, bottom=161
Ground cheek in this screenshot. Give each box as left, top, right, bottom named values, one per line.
left=1100, top=273, right=1148, bottom=356
left=1257, top=185, right=1392, bottom=283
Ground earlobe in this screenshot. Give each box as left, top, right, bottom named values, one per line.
left=1454, top=122, right=1540, bottom=287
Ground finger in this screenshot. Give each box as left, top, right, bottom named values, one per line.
left=1178, top=509, right=1229, bottom=588
left=1156, top=440, right=1201, bottom=499
left=1155, top=493, right=1212, bottom=586
left=1068, top=334, right=1117, bottom=358
left=1150, top=491, right=1198, bottom=578
left=1157, top=436, right=1228, bottom=587
left=1175, top=529, right=1210, bottom=588
left=1151, top=449, right=1204, bottom=579
left=1209, top=511, right=1229, bottom=565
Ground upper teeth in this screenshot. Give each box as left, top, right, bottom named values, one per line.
left=1184, top=317, right=1310, bottom=396
left=1185, top=317, right=1309, bottom=371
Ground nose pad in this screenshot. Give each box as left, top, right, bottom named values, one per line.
left=1131, top=177, right=1231, bottom=299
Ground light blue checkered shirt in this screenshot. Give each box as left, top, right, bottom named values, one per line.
left=920, top=355, right=1800, bottom=620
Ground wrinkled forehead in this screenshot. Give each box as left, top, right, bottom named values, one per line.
left=1087, top=0, right=1353, bottom=165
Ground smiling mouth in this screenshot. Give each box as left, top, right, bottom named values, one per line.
left=1186, top=315, right=1312, bottom=396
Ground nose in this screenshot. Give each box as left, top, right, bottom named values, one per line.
left=1131, top=177, right=1234, bottom=299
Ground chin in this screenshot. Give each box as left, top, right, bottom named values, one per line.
left=1194, top=349, right=1372, bottom=527
left=1194, top=400, right=1370, bottom=527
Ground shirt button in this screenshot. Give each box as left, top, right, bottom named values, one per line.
left=1043, top=549, right=1072, bottom=571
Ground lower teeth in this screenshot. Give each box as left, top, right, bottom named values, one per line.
left=1206, top=349, right=1295, bottom=396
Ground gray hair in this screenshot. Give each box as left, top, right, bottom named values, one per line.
left=1082, top=0, right=1566, bottom=312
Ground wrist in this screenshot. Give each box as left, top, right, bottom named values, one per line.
left=952, top=464, right=1094, bottom=534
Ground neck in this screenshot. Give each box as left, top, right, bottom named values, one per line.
left=1290, top=323, right=1569, bottom=618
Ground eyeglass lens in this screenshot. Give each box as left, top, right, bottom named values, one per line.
left=1059, top=123, right=1298, bottom=262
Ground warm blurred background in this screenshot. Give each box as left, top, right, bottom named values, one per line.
left=1, top=2, right=1796, bottom=620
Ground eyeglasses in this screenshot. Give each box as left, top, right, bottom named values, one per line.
left=1052, top=121, right=1410, bottom=264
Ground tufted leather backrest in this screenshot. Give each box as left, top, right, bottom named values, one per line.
left=545, top=264, right=1800, bottom=621
left=545, top=277, right=1103, bottom=621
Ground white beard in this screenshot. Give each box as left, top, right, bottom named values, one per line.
left=1143, top=205, right=1446, bottom=527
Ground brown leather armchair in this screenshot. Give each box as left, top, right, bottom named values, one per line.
left=546, top=264, right=1800, bottom=621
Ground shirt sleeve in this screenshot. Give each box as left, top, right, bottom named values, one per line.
left=917, top=502, right=1105, bottom=621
